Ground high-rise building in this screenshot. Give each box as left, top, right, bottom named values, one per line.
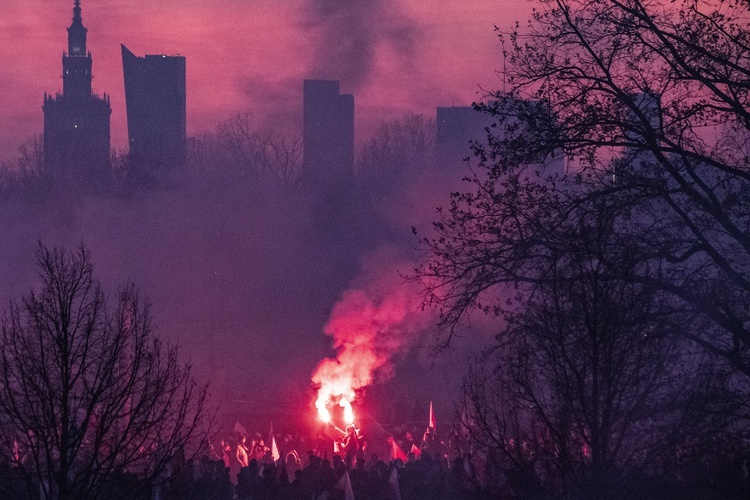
left=436, top=106, right=492, bottom=167
left=43, top=0, right=111, bottom=187
left=303, top=80, right=354, bottom=182
left=437, top=99, right=564, bottom=175
left=122, top=45, right=186, bottom=169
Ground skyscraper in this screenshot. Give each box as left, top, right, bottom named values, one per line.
left=436, top=106, right=492, bottom=167
left=43, top=0, right=111, bottom=187
left=122, top=45, right=186, bottom=170
left=437, top=99, right=564, bottom=175
left=303, top=80, right=354, bottom=182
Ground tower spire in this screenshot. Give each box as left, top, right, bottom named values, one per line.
left=73, top=0, right=82, bottom=22
left=68, top=0, right=87, bottom=56
left=63, top=0, right=91, bottom=98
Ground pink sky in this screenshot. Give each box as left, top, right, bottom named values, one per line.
left=0, top=0, right=533, bottom=161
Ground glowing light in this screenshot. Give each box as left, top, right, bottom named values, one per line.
left=311, top=277, right=433, bottom=430
left=316, top=401, right=331, bottom=423
left=342, top=399, right=355, bottom=425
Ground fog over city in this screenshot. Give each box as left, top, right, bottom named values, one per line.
left=0, top=0, right=504, bottom=431
left=0, top=0, right=523, bottom=160
left=2, top=1, right=750, bottom=498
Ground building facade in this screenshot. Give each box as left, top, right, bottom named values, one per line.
left=436, top=106, right=492, bottom=168
left=43, top=0, right=111, bottom=187
left=437, top=99, right=564, bottom=175
left=303, top=80, right=354, bottom=183
left=122, top=45, right=186, bottom=170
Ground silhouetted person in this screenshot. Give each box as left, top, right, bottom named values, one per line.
left=236, top=434, right=249, bottom=468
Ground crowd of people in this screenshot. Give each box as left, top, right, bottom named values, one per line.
left=172, top=424, right=489, bottom=500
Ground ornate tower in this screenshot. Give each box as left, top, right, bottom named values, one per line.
left=63, top=0, right=92, bottom=100
left=43, top=0, right=111, bottom=189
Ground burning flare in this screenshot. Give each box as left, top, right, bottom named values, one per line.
left=312, top=253, right=433, bottom=426
left=343, top=401, right=355, bottom=425
left=317, top=403, right=331, bottom=423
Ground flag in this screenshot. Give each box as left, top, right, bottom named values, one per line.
left=389, top=437, right=407, bottom=462
left=410, top=444, right=421, bottom=457
left=268, top=422, right=280, bottom=462
left=389, top=466, right=402, bottom=500
left=336, top=470, right=355, bottom=500
left=233, top=421, right=247, bottom=436
left=463, top=454, right=472, bottom=476
left=429, top=401, right=436, bottom=431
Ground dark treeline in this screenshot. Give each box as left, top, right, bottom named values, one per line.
left=415, top=0, right=750, bottom=498
left=0, top=112, right=436, bottom=198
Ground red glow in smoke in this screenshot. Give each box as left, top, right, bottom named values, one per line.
left=312, top=256, right=433, bottom=423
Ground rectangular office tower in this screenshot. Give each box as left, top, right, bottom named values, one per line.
left=437, top=100, right=563, bottom=175
left=303, top=80, right=354, bottom=182
left=122, top=45, right=186, bottom=169
left=436, top=106, right=493, bottom=168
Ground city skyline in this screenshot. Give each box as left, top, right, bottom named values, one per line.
left=0, top=0, right=530, bottom=161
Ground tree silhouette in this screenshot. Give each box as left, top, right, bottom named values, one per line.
left=417, top=0, right=750, bottom=389
left=357, top=113, right=436, bottom=190
left=0, top=244, right=210, bottom=500
left=456, top=204, right=722, bottom=497
left=414, top=1, right=750, bottom=492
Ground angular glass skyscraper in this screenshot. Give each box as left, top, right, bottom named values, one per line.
left=122, top=45, right=186, bottom=170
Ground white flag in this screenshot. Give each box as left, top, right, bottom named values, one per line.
left=336, top=470, right=355, bottom=500
left=269, top=422, right=280, bottom=463
left=389, top=466, right=402, bottom=500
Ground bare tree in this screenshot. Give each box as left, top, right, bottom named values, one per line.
left=457, top=206, right=723, bottom=498
left=0, top=244, right=211, bottom=500
left=412, top=2, right=750, bottom=494
left=357, top=113, right=436, bottom=189
left=0, top=135, right=46, bottom=198
left=256, top=133, right=303, bottom=187
left=185, top=132, right=224, bottom=177
left=417, top=0, right=750, bottom=385
left=216, top=112, right=263, bottom=178
left=15, top=135, right=44, bottom=185
left=184, top=113, right=302, bottom=188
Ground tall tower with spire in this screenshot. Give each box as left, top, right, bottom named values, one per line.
left=43, top=0, right=111, bottom=188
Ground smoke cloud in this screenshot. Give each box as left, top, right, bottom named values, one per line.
left=311, top=247, right=434, bottom=421
left=301, top=0, right=422, bottom=90
left=0, top=112, right=489, bottom=435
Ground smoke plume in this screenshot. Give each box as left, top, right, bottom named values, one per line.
left=311, top=247, right=434, bottom=422
left=301, top=0, right=421, bottom=90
